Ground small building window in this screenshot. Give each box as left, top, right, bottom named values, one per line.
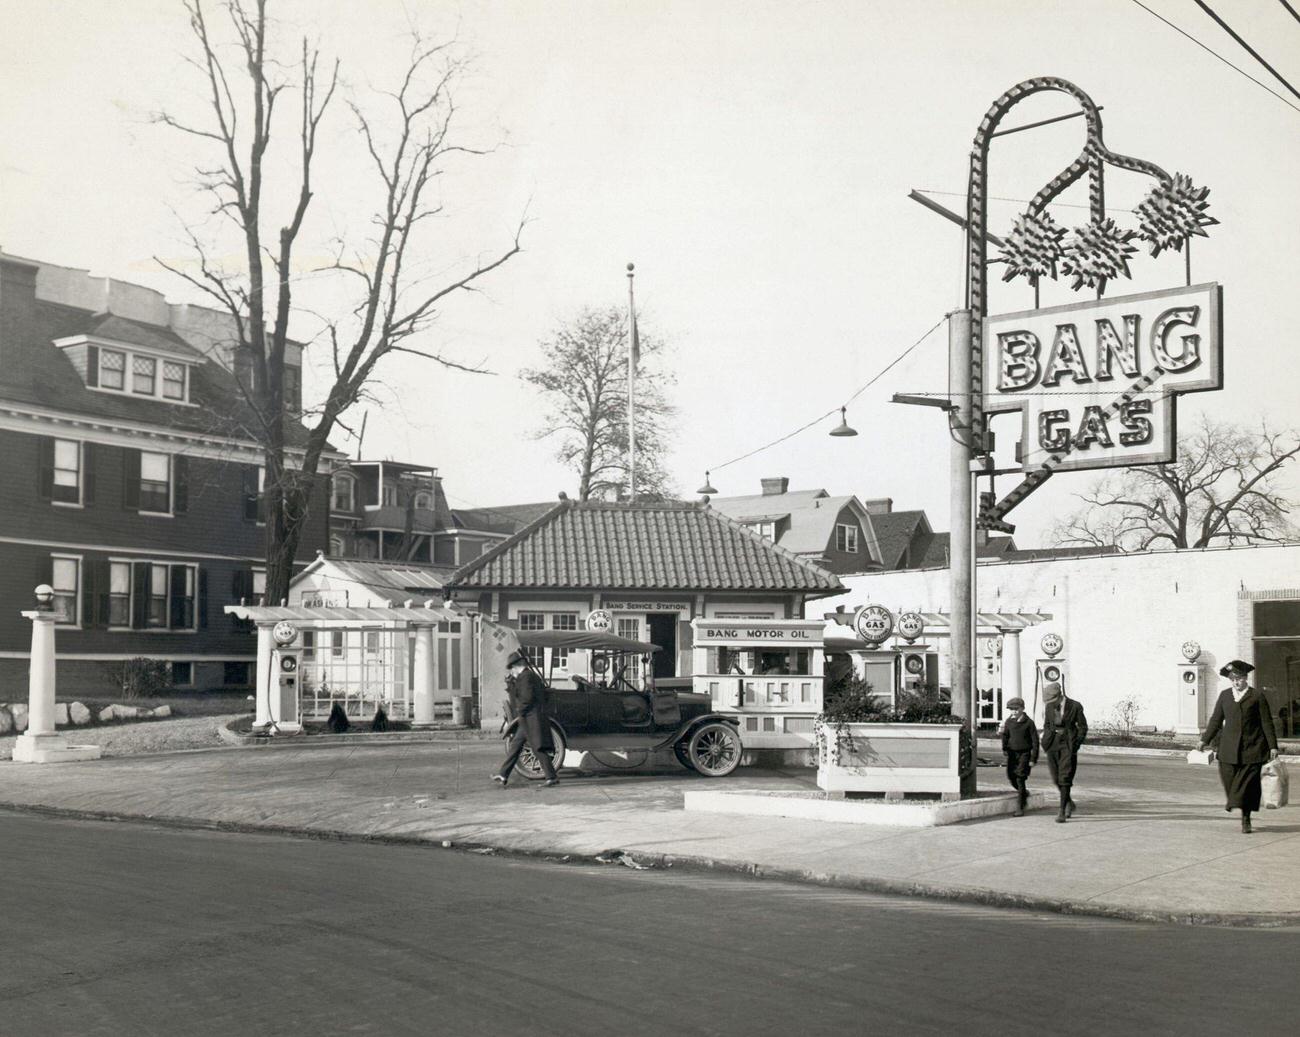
left=835, top=523, right=859, bottom=553
left=147, top=564, right=169, bottom=628
left=162, top=361, right=186, bottom=400
left=171, top=661, right=194, bottom=686
left=252, top=568, right=267, bottom=605
left=52, top=439, right=81, bottom=504
left=101, top=349, right=126, bottom=390
left=51, top=555, right=80, bottom=625
left=132, top=355, right=157, bottom=395
left=413, top=491, right=432, bottom=510
left=745, top=521, right=776, bottom=541
left=140, top=452, right=171, bottom=513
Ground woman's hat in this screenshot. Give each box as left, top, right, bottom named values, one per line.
left=1005, top=697, right=1025, bottom=710
left=1219, top=659, right=1254, bottom=678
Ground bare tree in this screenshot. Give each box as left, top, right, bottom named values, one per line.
left=157, top=0, right=522, bottom=602
left=1050, top=415, right=1300, bottom=551
left=520, top=306, right=675, bottom=501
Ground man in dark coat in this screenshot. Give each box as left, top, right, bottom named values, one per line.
left=1000, top=696, right=1039, bottom=816
left=1200, top=659, right=1279, bottom=834
left=1040, top=682, right=1087, bottom=823
left=494, top=651, right=559, bottom=787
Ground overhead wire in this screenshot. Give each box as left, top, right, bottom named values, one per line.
left=1282, top=0, right=1300, bottom=28
left=1128, top=0, right=1300, bottom=114
left=1192, top=0, right=1300, bottom=101
left=708, top=315, right=947, bottom=474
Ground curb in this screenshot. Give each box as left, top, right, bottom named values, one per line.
left=216, top=718, right=497, bottom=748
left=977, top=738, right=1300, bottom=764
left=4, top=799, right=1296, bottom=931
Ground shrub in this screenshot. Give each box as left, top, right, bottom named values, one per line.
left=103, top=658, right=171, bottom=701
left=371, top=704, right=389, bottom=732
left=327, top=702, right=349, bottom=734
left=1104, top=694, right=1144, bottom=741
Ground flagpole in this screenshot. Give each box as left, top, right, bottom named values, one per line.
left=626, top=261, right=637, bottom=502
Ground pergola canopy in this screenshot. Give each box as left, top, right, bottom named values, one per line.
left=224, top=603, right=458, bottom=626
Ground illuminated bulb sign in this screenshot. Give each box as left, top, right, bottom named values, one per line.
left=983, top=282, right=1222, bottom=472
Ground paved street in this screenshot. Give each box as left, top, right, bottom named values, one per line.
left=2, top=808, right=1295, bottom=1037
left=1, top=743, right=1298, bottom=927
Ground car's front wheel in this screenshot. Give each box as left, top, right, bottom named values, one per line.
left=673, top=742, right=695, bottom=771
left=515, top=724, right=567, bottom=781
left=687, top=722, right=742, bottom=777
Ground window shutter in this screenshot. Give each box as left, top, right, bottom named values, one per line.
left=35, top=553, right=53, bottom=590
left=242, top=466, right=259, bottom=522
left=37, top=437, right=54, bottom=500
left=94, top=558, right=111, bottom=627
left=198, top=567, right=208, bottom=629
left=169, top=564, right=187, bottom=629
left=82, top=558, right=97, bottom=628
left=173, top=455, right=189, bottom=514
left=131, top=562, right=149, bottom=629
left=123, top=449, right=141, bottom=511
left=82, top=442, right=96, bottom=505
left=231, top=569, right=251, bottom=631
left=86, top=345, right=99, bottom=387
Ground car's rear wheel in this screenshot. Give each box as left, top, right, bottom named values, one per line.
left=673, top=742, right=695, bottom=771
left=515, top=724, right=566, bottom=781
left=688, top=722, right=741, bottom=777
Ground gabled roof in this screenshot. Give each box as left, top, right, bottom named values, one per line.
left=450, top=505, right=543, bottom=536
left=709, top=488, right=879, bottom=560
left=869, top=509, right=931, bottom=569
left=79, top=313, right=207, bottom=360
left=919, top=532, right=1018, bottom=568
left=445, top=500, right=844, bottom=597
left=291, top=555, right=458, bottom=604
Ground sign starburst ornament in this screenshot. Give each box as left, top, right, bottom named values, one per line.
left=999, top=210, right=1067, bottom=284
left=1059, top=217, right=1138, bottom=292
left=1134, top=173, right=1217, bottom=257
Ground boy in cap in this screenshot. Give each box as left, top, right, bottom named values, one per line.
left=1041, top=681, right=1088, bottom=822
left=1000, top=697, right=1038, bottom=816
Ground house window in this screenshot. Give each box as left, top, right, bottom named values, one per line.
left=283, top=364, right=301, bottom=412
left=52, top=439, right=81, bottom=504
left=382, top=483, right=398, bottom=507
left=252, top=568, right=267, bottom=605
left=224, top=661, right=251, bottom=686
left=132, top=355, right=157, bottom=395
left=109, top=561, right=131, bottom=626
left=147, top=564, right=168, bottom=627
left=100, top=349, right=126, bottom=390
left=171, top=661, right=194, bottom=686
left=51, top=555, right=80, bottom=625
left=413, top=491, right=432, bottom=510
left=140, top=452, right=171, bottom=513
left=162, top=361, right=186, bottom=400
left=551, top=612, right=578, bottom=670
left=836, top=523, right=859, bottom=553
left=332, top=475, right=355, bottom=512
left=745, top=521, right=776, bottom=541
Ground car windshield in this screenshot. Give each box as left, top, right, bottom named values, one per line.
left=516, top=630, right=660, bottom=693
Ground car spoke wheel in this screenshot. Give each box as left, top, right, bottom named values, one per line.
left=688, top=723, right=741, bottom=777
left=515, top=725, right=566, bottom=781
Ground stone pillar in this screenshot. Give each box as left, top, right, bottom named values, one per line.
left=412, top=624, right=436, bottom=727
left=253, top=624, right=275, bottom=731
left=13, top=588, right=101, bottom=763
left=1001, top=629, right=1022, bottom=713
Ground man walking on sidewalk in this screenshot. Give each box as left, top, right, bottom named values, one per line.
left=494, top=651, right=559, bottom=788
left=1041, top=682, right=1087, bottom=823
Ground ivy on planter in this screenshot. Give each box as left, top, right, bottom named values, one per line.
left=815, top=674, right=969, bottom=770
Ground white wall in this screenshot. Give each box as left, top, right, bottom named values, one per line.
left=812, top=543, right=1300, bottom=732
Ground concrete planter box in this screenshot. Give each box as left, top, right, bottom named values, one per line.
left=816, top=722, right=964, bottom=797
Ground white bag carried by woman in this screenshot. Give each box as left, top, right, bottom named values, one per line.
left=1261, top=758, right=1290, bottom=809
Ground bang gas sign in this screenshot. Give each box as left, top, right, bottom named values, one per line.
left=984, top=283, right=1222, bottom=472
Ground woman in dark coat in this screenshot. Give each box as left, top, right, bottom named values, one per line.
left=493, top=651, right=559, bottom=787
left=1199, top=660, right=1279, bottom=834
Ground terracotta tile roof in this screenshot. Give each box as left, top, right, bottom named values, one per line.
left=445, top=500, right=844, bottom=596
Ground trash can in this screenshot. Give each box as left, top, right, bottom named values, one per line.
left=451, top=695, right=472, bottom=727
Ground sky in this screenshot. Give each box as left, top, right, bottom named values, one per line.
left=1, top=0, right=1298, bottom=546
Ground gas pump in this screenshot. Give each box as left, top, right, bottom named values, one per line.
left=1175, top=640, right=1208, bottom=735
left=1034, top=631, right=1066, bottom=718
left=270, top=620, right=304, bottom=733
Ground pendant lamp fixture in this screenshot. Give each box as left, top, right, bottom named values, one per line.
left=697, top=471, right=718, bottom=495
left=829, top=406, right=858, bottom=437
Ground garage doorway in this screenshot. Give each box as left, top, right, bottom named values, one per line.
left=647, top=613, right=677, bottom=679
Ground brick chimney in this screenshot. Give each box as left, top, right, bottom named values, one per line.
left=760, top=477, right=789, bottom=496
left=862, top=497, right=893, bottom=514
left=0, top=253, right=41, bottom=329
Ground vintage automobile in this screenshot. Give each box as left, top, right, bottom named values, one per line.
left=505, top=629, right=743, bottom=780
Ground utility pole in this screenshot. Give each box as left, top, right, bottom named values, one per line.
left=626, top=262, right=637, bottom=502
left=947, top=310, right=977, bottom=787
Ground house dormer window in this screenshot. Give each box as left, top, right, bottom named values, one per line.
left=163, top=361, right=187, bottom=400
left=413, top=490, right=432, bottom=511
left=835, top=523, right=859, bottom=553
left=133, top=355, right=156, bottom=394
left=100, top=349, right=126, bottom=389
left=76, top=340, right=194, bottom=404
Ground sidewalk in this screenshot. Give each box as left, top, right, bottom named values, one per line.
left=2, top=737, right=1297, bottom=928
